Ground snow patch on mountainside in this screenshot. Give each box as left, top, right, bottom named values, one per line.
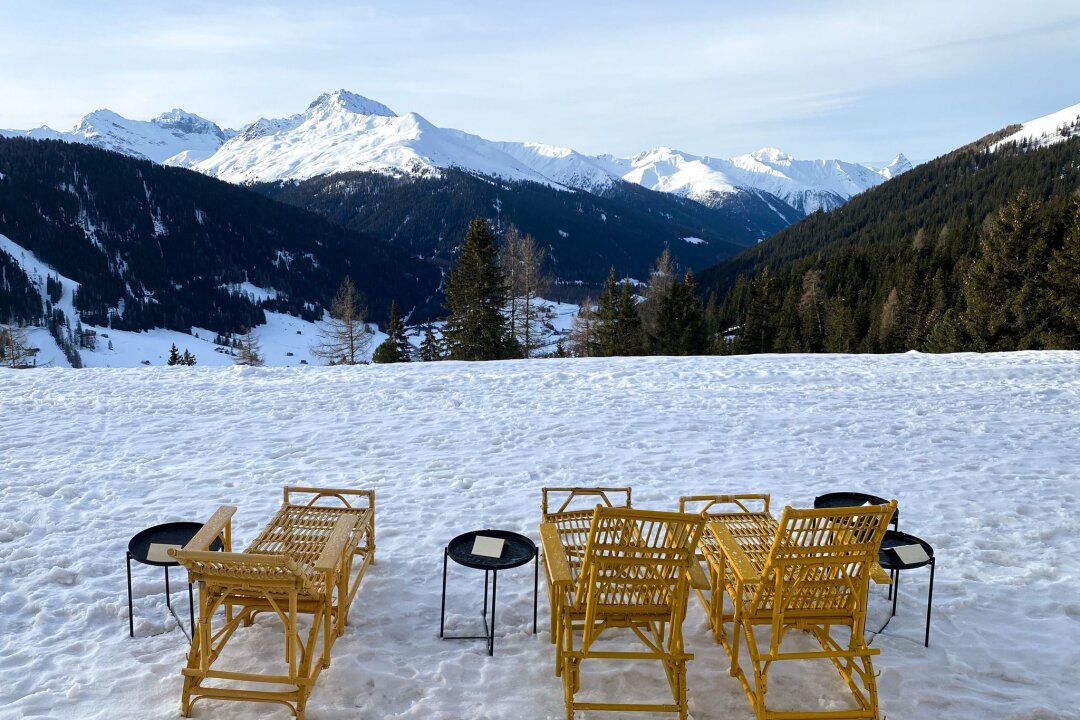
left=990, top=101, right=1080, bottom=152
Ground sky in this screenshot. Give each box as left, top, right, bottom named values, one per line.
left=0, top=1, right=1078, bottom=163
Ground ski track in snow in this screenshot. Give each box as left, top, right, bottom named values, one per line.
left=1, top=353, right=1079, bottom=719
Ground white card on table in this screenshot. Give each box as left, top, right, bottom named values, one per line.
left=471, top=536, right=505, bottom=558
left=892, top=543, right=930, bottom=564
left=147, top=543, right=183, bottom=563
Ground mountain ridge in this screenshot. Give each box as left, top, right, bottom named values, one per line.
left=3, top=89, right=907, bottom=220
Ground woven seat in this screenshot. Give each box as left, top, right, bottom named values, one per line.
left=540, top=504, right=704, bottom=720
left=172, top=486, right=375, bottom=720
left=697, top=500, right=896, bottom=720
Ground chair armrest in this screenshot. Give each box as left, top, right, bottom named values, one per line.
left=686, top=560, right=710, bottom=590
left=183, top=505, right=236, bottom=552
left=539, top=522, right=573, bottom=586
left=707, top=521, right=762, bottom=584
left=314, top=514, right=361, bottom=572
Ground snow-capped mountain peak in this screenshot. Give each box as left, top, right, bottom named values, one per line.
left=306, top=89, right=396, bottom=119
left=153, top=109, right=233, bottom=141
left=878, top=153, right=912, bottom=179
left=749, top=147, right=791, bottom=163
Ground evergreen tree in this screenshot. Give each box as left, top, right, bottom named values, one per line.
left=640, top=249, right=677, bottom=346
left=312, top=276, right=372, bottom=365
left=442, top=217, right=510, bottom=361
left=419, top=320, right=444, bottom=361
left=654, top=271, right=707, bottom=355
left=372, top=300, right=412, bottom=363
left=593, top=267, right=643, bottom=356
left=167, top=343, right=181, bottom=366
left=1045, top=203, right=1080, bottom=346
left=961, top=191, right=1049, bottom=350
left=181, top=349, right=197, bottom=366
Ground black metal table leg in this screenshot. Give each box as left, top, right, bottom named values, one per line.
left=532, top=552, right=538, bottom=634
left=126, top=552, right=134, bottom=638
left=489, top=569, right=497, bottom=656
left=440, top=547, right=448, bottom=638
left=891, top=570, right=900, bottom=618
left=924, top=558, right=935, bottom=647
left=188, top=583, right=195, bottom=638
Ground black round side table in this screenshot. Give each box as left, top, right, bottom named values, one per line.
left=814, top=491, right=899, bottom=529
left=439, top=529, right=538, bottom=656
left=126, top=521, right=223, bottom=639
left=876, top=529, right=936, bottom=647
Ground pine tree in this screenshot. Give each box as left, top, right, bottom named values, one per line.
left=594, top=269, right=644, bottom=357
left=1045, top=203, right=1080, bottom=346
left=167, top=343, right=181, bottom=366
left=181, top=349, right=197, bottom=366
left=419, top=320, right=444, bottom=361
left=372, top=301, right=411, bottom=363
left=961, top=191, right=1049, bottom=350
left=312, top=276, right=373, bottom=365
left=654, top=271, right=707, bottom=355
left=639, top=249, right=677, bottom=347
left=442, top=217, right=510, bottom=361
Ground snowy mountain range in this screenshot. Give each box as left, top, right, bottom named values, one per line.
left=1, top=109, right=236, bottom=165
left=2, top=89, right=909, bottom=217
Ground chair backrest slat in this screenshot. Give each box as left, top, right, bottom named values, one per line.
left=750, top=502, right=895, bottom=618
left=574, top=507, right=703, bottom=611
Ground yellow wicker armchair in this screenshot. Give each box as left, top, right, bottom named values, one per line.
left=540, top=505, right=704, bottom=720
left=706, top=501, right=896, bottom=720
left=540, top=487, right=632, bottom=644
left=172, top=486, right=375, bottom=720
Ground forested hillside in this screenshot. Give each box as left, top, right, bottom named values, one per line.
left=256, top=167, right=795, bottom=284
left=699, top=131, right=1080, bottom=353
left=0, top=138, right=439, bottom=332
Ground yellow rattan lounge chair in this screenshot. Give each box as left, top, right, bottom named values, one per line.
left=703, top=501, right=896, bottom=720
left=540, top=487, right=632, bottom=644
left=172, top=486, right=375, bottom=720
left=540, top=505, right=704, bottom=720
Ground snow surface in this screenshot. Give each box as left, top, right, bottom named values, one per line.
left=2, top=352, right=1078, bottom=719
left=990, top=101, right=1080, bottom=152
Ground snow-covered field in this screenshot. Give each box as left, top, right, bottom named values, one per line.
left=1, top=353, right=1078, bottom=720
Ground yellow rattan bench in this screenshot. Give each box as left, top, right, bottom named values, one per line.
left=172, top=486, right=375, bottom=720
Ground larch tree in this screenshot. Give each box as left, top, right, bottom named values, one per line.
left=0, top=324, right=31, bottom=368
left=312, top=276, right=373, bottom=365
left=442, top=217, right=510, bottom=361
left=569, top=296, right=599, bottom=357
left=499, top=225, right=552, bottom=357
left=234, top=327, right=264, bottom=367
